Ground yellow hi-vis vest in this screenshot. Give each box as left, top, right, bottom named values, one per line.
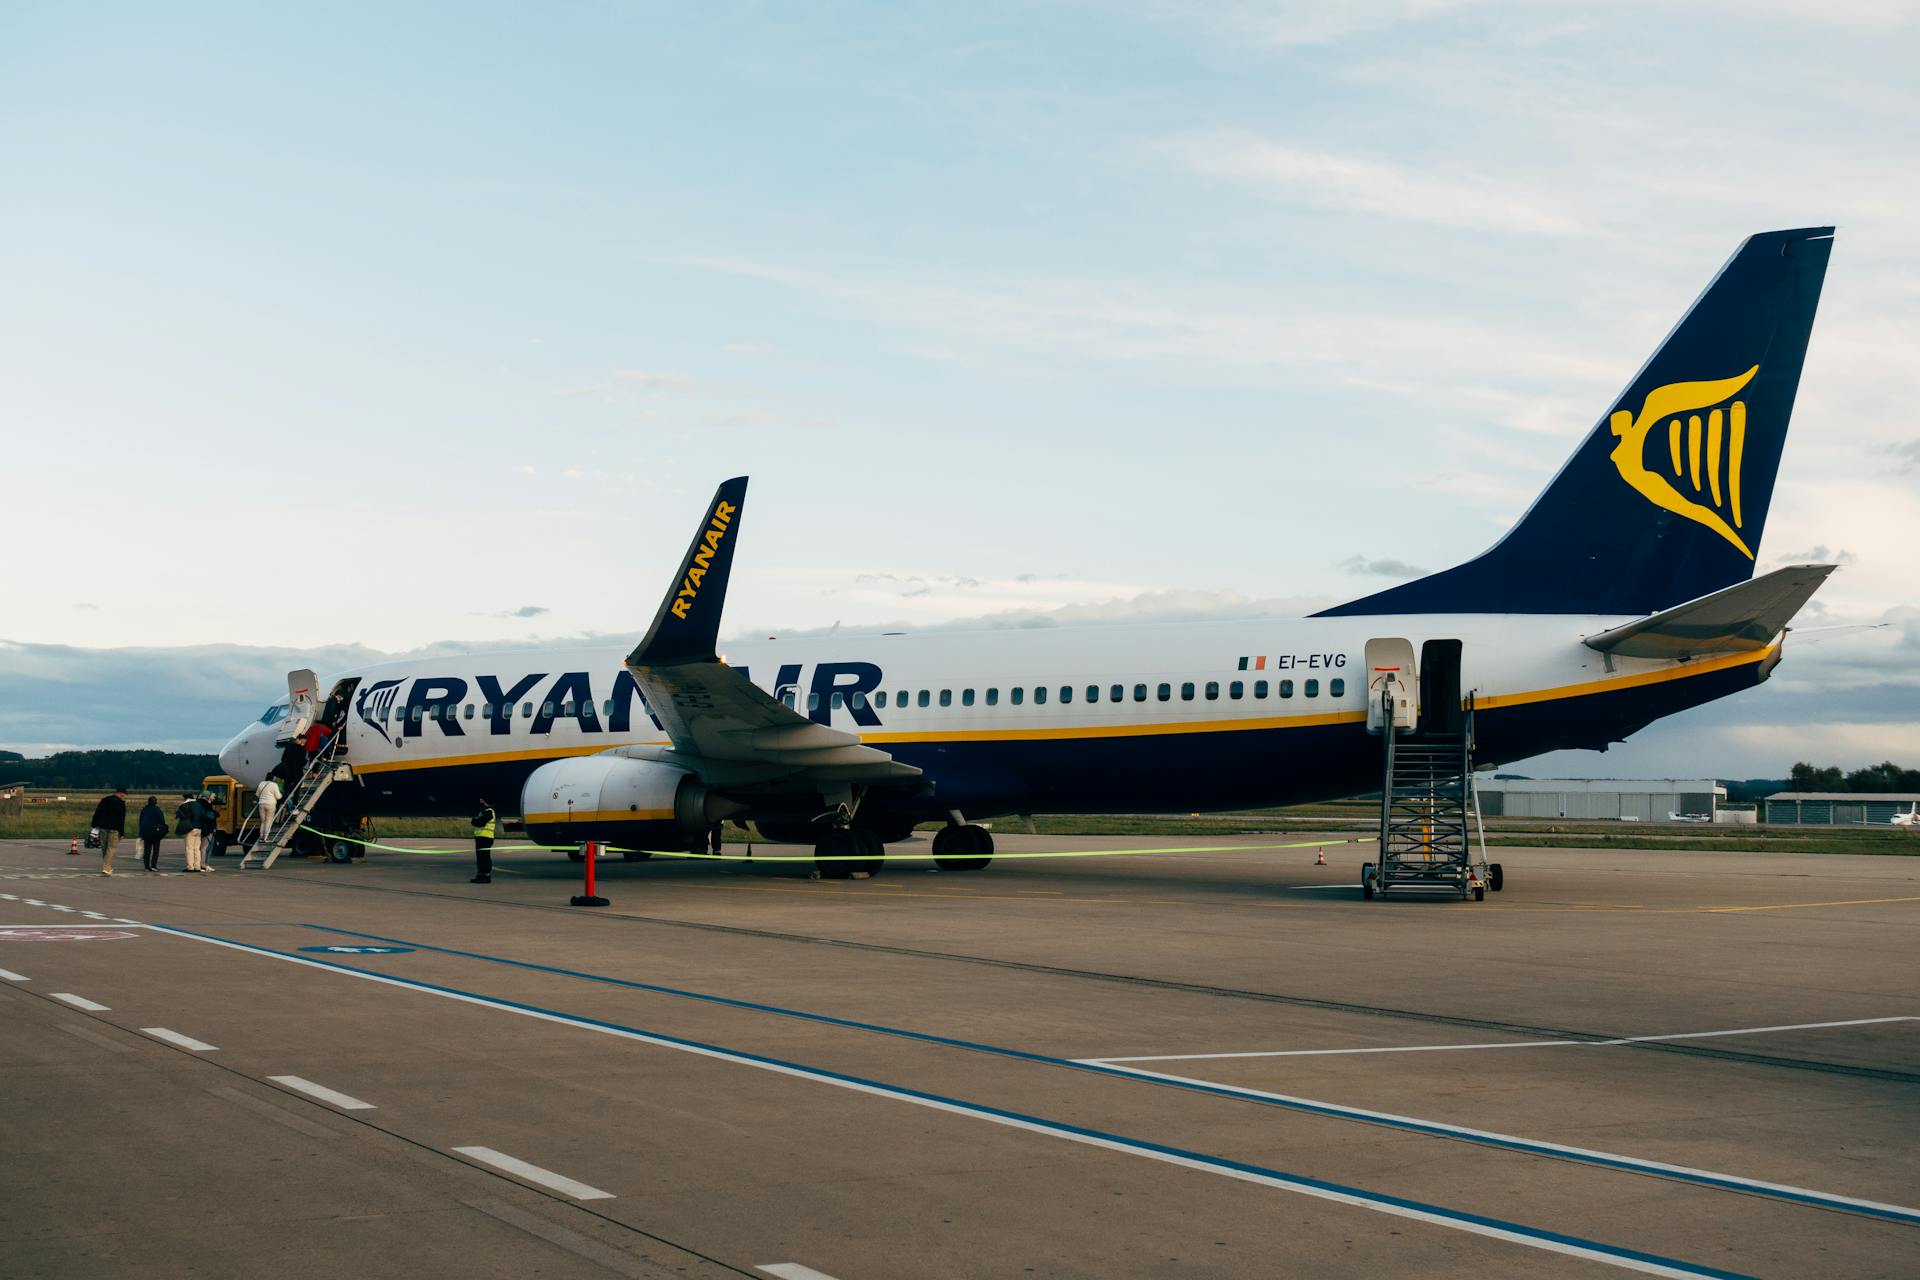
left=475, top=808, right=496, bottom=839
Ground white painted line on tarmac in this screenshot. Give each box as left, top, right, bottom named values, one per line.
left=453, top=1146, right=615, bottom=1201
left=50, top=993, right=108, bottom=1011
left=759, top=1265, right=845, bottom=1280
left=268, top=1075, right=376, bottom=1111
left=0, top=967, right=28, bottom=982
left=1088, top=1016, right=1920, bottom=1063
left=143, top=1027, right=218, bottom=1052
left=143, top=922, right=1790, bottom=1274
left=49, top=905, right=74, bottom=912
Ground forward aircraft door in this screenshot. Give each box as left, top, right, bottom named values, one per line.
left=283, top=668, right=320, bottom=744
left=1364, top=638, right=1417, bottom=734
left=1420, top=639, right=1464, bottom=736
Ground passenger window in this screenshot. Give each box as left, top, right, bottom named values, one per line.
left=603, top=700, right=614, bottom=717
left=1205, top=681, right=1220, bottom=700
left=1033, top=686, right=1046, bottom=705
left=831, top=692, right=845, bottom=710
left=1180, top=682, right=1195, bottom=701
left=522, top=702, right=533, bottom=718
left=962, top=689, right=975, bottom=707
left=781, top=689, right=796, bottom=709
left=1254, top=680, right=1268, bottom=699
left=1229, top=681, right=1243, bottom=700
left=1109, top=684, right=1122, bottom=702
left=940, top=689, right=952, bottom=707
left=1305, top=679, right=1320, bottom=697
left=1133, top=684, right=1147, bottom=701
left=985, top=688, right=998, bottom=706
left=1279, top=681, right=1293, bottom=699
left=808, top=692, right=820, bottom=711
left=1010, top=687, right=1023, bottom=706
left=851, top=691, right=867, bottom=710
left=874, top=691, right=887, bottom=709
left=1330, top=678, right=1345, bottom=697
left=481, top=704, right=494, bottom=719
left=1157, top=683, right=1171, bottom=701
left=918, top=690, right=931, bottom=708
left=462, top=704, right=473, bottom=719
left=541, top=702, right=554, bottom=718
left=1060, top=686, right=1072, bottom=704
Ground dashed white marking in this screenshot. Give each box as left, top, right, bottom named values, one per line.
left=50, top=993, right=108, bottom=1011
left=0, top=967, right=28, bottom=982
left=453, top=1147, right=614, bottom=1201
left=1089, top=1016, right=1920, bottom=1062
left=267, top=1075, right=376, bottom=1111
left=759, top=1265, right=845, bottom=1280
left=142, top=1027, right=218, bottom=1052
left=49, top=905, right=74, bottom=913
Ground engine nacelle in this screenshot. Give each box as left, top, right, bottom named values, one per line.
left=521, top=756, right=735, bottom=850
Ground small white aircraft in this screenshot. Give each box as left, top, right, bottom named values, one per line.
left=1893, top=804, right=1919, bottom=829
left=219, top=228, right=1837, bottom=877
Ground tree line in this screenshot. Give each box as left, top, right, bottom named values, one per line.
left=0, top=750, right=221, bottom=790
left=1788, top=761, right=1920, bottom=793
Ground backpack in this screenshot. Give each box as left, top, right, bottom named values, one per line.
left=174, top=801, right=193, bottom=837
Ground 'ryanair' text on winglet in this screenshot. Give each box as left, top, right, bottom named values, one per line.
left=628, top=477, right=749, bottom=668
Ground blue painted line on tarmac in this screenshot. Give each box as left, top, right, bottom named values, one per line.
left=301, top=923, right=1920, bottom=1228
left=144, top=919, right=1744, bottom=1278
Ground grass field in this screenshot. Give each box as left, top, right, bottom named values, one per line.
left=6, top=789, right=1915, bottom=855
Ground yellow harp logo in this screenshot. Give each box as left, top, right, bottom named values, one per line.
left=1608, top=365, right=1759, bottom=560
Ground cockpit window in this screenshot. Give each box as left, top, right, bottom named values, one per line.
left=260, top=703, right=289, bottom=725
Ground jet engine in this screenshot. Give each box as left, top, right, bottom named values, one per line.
left=521, top=755, right=740, bottom=850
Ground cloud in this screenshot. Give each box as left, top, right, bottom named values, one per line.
left=1890, top=441, right=1920, bottom=474
left=611, top=370, right=697, bottom=391
left=722, top=342, right=769, bottom=356
left=1339, top=555, right=1430, bottom=578
left=1164, top=130, right=1588, bottom=237
left=482, top=605, right=549, bottom=620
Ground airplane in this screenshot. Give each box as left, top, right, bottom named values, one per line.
left=219, top=226, right=1836, bottom=877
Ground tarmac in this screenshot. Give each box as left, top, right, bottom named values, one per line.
left=2, top=831, right=1917, bottom=1279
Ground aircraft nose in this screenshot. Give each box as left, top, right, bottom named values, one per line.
left=219, top=723, right=273, bottom=786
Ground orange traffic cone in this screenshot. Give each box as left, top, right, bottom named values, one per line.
left=1314, top=846, right=1326, bottom=866
left=68, top=838, right=78, bottom=856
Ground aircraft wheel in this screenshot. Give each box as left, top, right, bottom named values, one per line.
left=932, top=824, right=993, bottom=871
left=846, top=828, right=885, bottom=877
left=1489, top=863, right=1504, bottom=892
left=292, top=829, right=323, bottom=859
left=814, top=829, right=856, bottom=879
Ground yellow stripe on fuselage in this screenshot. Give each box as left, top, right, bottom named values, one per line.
left=352, top=645, right=1776, bottom=774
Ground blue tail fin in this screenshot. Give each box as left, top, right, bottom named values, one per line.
left=1318, top=228, right=1833, bottom=617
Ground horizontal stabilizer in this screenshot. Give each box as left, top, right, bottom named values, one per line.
left=1582, top=564, right=1835, bottom=659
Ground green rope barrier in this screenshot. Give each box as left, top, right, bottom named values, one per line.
left=300, top=824, right=1374, bottom=862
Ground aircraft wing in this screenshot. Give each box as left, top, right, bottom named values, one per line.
left=1582, top=564, right=1836, bottom=660
left=621, top=478, right=919, bottom=783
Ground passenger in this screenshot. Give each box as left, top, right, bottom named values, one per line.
left=303, top=718, right=334, bottom=758
left=89, top=786, right=127, bottom=877
left=192, top=792, right=219, bottom=873
left=137, top=795, right=166, bottom=872
left=255, top=775, right=282, bottom=845
left=470, top=798, right=496, bottom=884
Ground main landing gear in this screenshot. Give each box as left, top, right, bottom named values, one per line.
left=814, top=828, right=885, bottom=879
left=931, top=823, right=993, bottom=872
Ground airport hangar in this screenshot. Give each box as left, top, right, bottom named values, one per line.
left=1764, top=791, right=1920, bottom=825
left=1473, top=776, right=1724, bottom=821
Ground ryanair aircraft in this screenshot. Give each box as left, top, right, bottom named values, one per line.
left=219, top=228, right=1836, bottom=874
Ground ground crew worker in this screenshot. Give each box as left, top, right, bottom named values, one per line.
left=255, top=775, right=282, bottom=845
left=137, top=796, right=166, bottom=872
left=89, top=786, right=127, bottom=877
left=470, top=798, right=497, bottom=884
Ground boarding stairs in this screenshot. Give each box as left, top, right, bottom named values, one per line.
left=239, top=735, right=349, bottom=871
left=1365, top=693, right=1493, bottom=901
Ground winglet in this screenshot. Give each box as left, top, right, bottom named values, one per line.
left=628, top=477, right=748, bottom=667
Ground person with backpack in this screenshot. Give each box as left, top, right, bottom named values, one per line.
left=89, top=787, right=127, bottom=877
left=136, top=796, right=167, bottom=872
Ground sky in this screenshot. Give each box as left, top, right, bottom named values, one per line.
left=2, top=1, right=1916, bottom=776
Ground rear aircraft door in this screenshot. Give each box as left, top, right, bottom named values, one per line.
left=1419, top=639, right=1464, bottom=736
left=1364, top=638, right=1417, bottom=734
left=282, top=668, right=319, bottom=744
